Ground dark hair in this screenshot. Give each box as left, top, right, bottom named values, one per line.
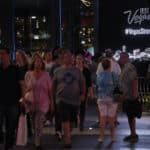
left=105, top=48, right=113, bottom=58
left=0, top=47, right=10, bottom=54
left=25, top=50, right=32, bottom=57
left=102, top=58, right=111, bottom=70
left=52, top=48, right=59, bottom=61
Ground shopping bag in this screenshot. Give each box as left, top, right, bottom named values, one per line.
left=16, top=114, right=28, bottom=146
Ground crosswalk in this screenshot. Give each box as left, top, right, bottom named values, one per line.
left=43, top=112, right=150, bottom=136
left=13, top=107, right=150, bottom=149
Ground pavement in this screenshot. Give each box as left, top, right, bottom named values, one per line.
left=11, top=101, right=150, bottom=150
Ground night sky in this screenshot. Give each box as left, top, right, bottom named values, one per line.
left=100, top=0, right=150, bottom=52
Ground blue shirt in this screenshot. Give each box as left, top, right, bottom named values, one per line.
left=97, top=71, right=118, bottom=100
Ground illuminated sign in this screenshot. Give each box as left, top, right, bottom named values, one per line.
left=124, top=8, right=150, bottom=35
left=125, top=28, right=150, bottom=35
left=124, top=8, right=150, bottom=25
left=81, top=0, right=91, bottom=7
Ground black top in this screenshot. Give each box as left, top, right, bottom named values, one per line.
left=0, top=65, right=22, bottom=105
left=82, top=67, right=92, bottom=92
left=17, top=64, right=28, bottom=80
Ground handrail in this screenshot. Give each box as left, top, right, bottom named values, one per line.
left=138, top=77, right=150, bottom=111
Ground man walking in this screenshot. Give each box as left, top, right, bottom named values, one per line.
left=0, top=47, right=23, bottom=149
left=119, top=52, right=139, bottom=142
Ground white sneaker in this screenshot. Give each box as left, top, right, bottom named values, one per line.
left=56, top=131, right=62, bottom=140
left=98, top=138, right=103, bottom=143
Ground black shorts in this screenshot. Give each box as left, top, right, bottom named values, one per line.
left=123, top=99, right=142, bottom=118
left=59, top=101, right=79, bottom=122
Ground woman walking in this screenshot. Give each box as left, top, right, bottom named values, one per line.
left=97, top=58, right=118, bottom=142
left=24, top=55, right=54, bottom=149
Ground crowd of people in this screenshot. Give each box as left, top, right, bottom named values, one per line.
left=0, top=47, right=149, bottom=150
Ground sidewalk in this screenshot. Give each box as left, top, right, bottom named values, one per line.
left=14, top=102, right=150, bottom=150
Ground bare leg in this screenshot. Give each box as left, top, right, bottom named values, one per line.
left=62, top=121, right=71, bottom=145
left=108, top=117, right=116, bottom=141
left=99, top=116, right=106, bottom=140
left=128, top=117, right=136, bottom=136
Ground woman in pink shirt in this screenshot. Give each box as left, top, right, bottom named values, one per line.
left=24, top=55, right=54, bottom=149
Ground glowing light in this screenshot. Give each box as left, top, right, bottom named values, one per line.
left=89, top=127, right=93, bottom=130
left=82, top=27, right=86, bottom=31
left=31, top=16, right=36, bottom=19
left=79, top=31, right=83, bottom=34
left=125, top=28, right=150, bottom=35
left=43, top=16, right=46, bottom=22
left=81, top=0, right=91, bottom=7
left=124, top=8, right=150, bottom=25
left=34, top=35, right=39, bottom=40
left=36, top=20, right=39, bottom=29
left=81, top=40, right=85, bottom=44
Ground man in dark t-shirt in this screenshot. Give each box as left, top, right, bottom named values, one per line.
left=53, top=50, right=86, bottom=148
left=0, top=47, right=22, bottom=149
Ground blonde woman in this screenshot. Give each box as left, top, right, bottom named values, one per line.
left=24, top=56, right=54, bottom=149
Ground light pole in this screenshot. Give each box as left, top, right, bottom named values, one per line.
left=94, top=0, right=100, bottom=54
left=59, top=0, right=62, bottom=48
left=12, top=0, right=16, bottom=62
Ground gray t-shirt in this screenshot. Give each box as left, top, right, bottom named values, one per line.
left=53, top=66, right=85, bottom=105
left=120, top=62, right=138, bottom=99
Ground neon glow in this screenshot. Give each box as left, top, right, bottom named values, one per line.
left=81, top=0, right=91, bottom=7
left=125, top=28, right=150, bottom=35
left=124, top=8, right=150, bottom=25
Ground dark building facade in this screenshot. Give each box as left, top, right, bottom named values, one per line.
left=99, top=0, right=150, bottom=52
left=1, top=0, right=150, bottom=56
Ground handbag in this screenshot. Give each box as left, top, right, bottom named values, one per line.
left=19, top=91, right=34, bottom=113
left=16, top=114, right=28, bottom=146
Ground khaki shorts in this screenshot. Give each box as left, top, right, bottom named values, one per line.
left=97, top=99, right=118, bottom=117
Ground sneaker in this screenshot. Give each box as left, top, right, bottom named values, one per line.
left=56, top=131, right=62, bottom=141
left=98, top=138, right=103, bottom=143
left=123, top=135, right=139, bottom=142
